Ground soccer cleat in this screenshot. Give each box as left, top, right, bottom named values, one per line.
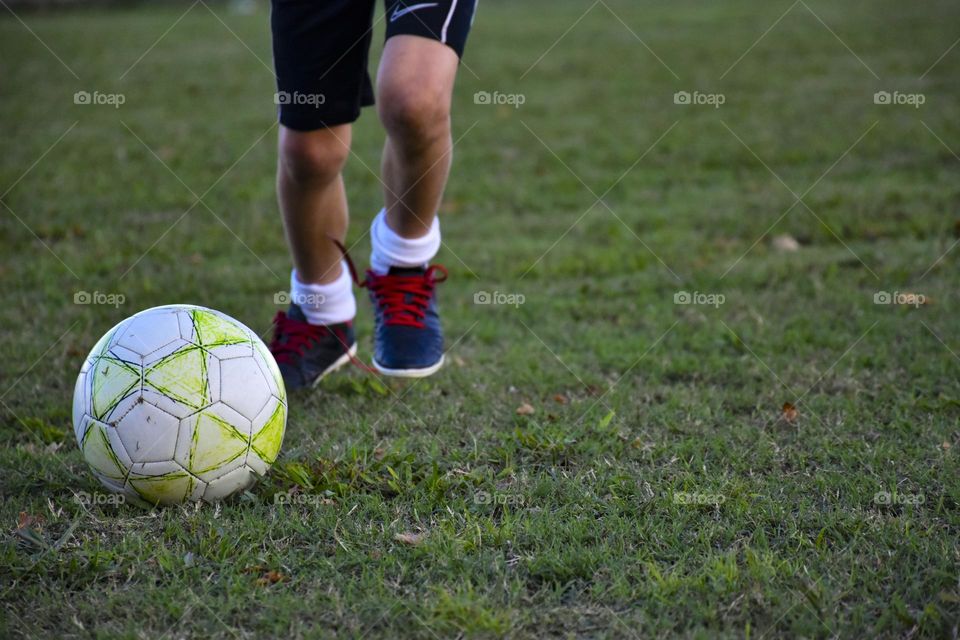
left=364, top=265, right=448, bottom=377
left=269, top=304, right=357, bottom=390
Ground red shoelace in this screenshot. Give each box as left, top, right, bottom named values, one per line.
left=332, top=237, right=448, bottom=329
left=364, top=265, right=448, bottom=328
left=270, top=311, right=336, bottom=364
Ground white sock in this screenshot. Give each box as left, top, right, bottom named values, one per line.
left=289, top=262, right=356, bottom=325
left=369, top=208, right=441, bottom=275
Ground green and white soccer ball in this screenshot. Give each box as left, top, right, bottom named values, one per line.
left=72, top=305, right=287, bottom=505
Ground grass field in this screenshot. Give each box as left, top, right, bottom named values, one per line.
left=2, top=0, right=960, bottom=637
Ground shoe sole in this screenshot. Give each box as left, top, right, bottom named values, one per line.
left=310, top=343, right=358, bottom=389
left=372, top=354, right=444, bottom=378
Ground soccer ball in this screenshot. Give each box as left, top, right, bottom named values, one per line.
left=72, top=304, right=287, bottom=505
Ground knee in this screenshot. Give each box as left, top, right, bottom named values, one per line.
left=278, top=128, right=350, bottom=185
left=377, top=81, right=451, bottom=149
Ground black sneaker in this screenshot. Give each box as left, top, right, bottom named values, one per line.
left=269, top=304, right=357, bottom=390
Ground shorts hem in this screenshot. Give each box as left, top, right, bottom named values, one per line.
left=384, top=30, right=467, bottom=59
left=277, top=104, right=369, bottom=131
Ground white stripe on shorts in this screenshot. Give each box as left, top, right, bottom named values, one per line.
left=440, top=0, right=459, bottom=43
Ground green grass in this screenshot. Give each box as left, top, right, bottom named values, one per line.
left=2, top=0, right=960, bottom=637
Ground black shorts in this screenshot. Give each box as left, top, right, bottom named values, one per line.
left=271, top=0, right=477, bottom=131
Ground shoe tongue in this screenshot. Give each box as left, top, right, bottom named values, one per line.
left=287, top=303, right=307, bottom=322
left=387, top=266, right=426, bottom=277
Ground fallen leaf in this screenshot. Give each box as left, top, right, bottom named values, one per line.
left=13, top=512, right=47, bottom=548
left=516, top=403, right=535, bottom=416
left=394, top=532, right=426, bottom=546
left=781, top=402, right=799, bottom=423
left=772, top=234, right=801, bottom=252
left=255, top=570, right=285, bottom=586
left=440, top=199, right=462, bottom=215
left=16, top=512, right=44, bottom=531
left=553, top=394, right=568, bottom=405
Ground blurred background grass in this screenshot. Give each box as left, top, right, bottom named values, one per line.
left=1, top=0, right=959, bottom=637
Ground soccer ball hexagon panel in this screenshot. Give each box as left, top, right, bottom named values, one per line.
left=73, top=305, right=287, bottom=505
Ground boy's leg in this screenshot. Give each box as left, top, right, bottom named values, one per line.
left=277, top=125, right=351, bottom=286
left=365, top=2, right=476, bottom=377
left=377, top=36, right=459, bottom=239
left=269, top=0, right=376, bottom=389
left=272, top=128, right=360, bottom=389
